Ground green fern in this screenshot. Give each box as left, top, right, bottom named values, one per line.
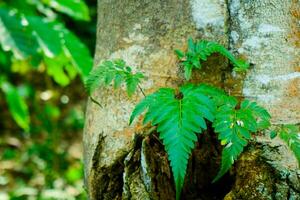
left=86, top=39, right=272, bottom=199
left=212, top=99, right=271, bottom=182
left=240, top=100, right=271, bottom=131
left=279, top=125, right=300, bottom=166
left=130, top=84, right=215, bottom=200
left=175, top=38, right=249, bottom=80
left=85, top=59, right=144, bottom=97
left=196, top=84, right=238, bottom=107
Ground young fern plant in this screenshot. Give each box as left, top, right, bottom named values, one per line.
left=86, top=39, right=274, bottom=200
left=175, top=38, right=249, bottom=80
left=85, top=59, right=145, bottom=97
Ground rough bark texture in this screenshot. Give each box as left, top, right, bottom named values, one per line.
left=83, top=0, right=300, bottom=199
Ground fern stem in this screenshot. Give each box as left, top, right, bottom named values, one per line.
left=90, top=96, right=103, bottom=108
left=138, top=84, right=146, bottom=97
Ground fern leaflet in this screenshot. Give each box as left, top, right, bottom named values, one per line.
left=85, top=59, right=144, bottom=96
left=130, top=84, right=215, bottom=200
left=175, top=38, right=249, bottom=80
left=279, top=125, right=300, bottom=166
left=212, top=99, right=271, bottom=182
left=240, top=100, right=271, bottom=131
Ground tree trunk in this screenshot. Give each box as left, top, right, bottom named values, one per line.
left=83, top=0, right=300, bottom=199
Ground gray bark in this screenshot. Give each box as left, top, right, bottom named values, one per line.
left=83, top=0, right=300, bottom=199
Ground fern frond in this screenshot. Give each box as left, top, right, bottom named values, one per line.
left=85, top=59, right=144, bottom=96
left=130, top=84, right=215, bottom=200
left=279, top=125, right=300, bottom=166
left=175, top=38, right=249, bottom=80
left=240, top=100, right=271, bottom=130
left=197, top=84, right=237, bottom=108
left=212, top=99, right=271, bottom=182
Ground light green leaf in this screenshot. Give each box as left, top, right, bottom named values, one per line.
left=42, top=0, right=90, bottom=21
left=60, top=28, right=93, bottom=79
left=1, top=81, right=30, bottom=132
left=44, top=54, right=73, bottom=86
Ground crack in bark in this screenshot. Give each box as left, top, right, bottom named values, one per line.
left=88, top=133, right=127, bottom=200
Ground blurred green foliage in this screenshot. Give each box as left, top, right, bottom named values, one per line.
left=0, top=0, right=96, bottom=199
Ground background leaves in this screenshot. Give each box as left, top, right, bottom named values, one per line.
left=0, top=0, right=95, bottom=199
left=42, top=0, right=90, bottom=21
left=0, top=80, right=30, bottom=132
left=0, top=1, right=93, bottom=129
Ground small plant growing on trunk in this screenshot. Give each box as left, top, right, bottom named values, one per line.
left=86, top=38, right=299, bottom=200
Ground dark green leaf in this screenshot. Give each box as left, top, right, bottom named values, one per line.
left=270, top=130, right=277, bottom=139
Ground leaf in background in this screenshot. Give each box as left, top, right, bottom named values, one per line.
left=0, top=48, right=11, bottom=71
left=60, top=28, right=93, bottom=79
left=0, top=6, right=92, bottom=84
left=11, top=59, right=32, bottom=74
left=42, top=0, right=90, bottom=21
left=64, top=64, right=77, bottom=80
left=0, top=81, right=30, bottom=132
left=0, top=8, right=38, bottom=59
left=279, top=125, right=300, bottom=166
left=44, top=104, right=60, bottom=119
left=26, top=16, right=62, bottom=57
left=130, top=84, right=215, bottom=200
left=44, top=54, right=74, bottom=86
left=5, top=0, right=37, bottom=15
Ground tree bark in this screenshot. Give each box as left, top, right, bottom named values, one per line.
left=83, top=0, right=300, bottom=199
